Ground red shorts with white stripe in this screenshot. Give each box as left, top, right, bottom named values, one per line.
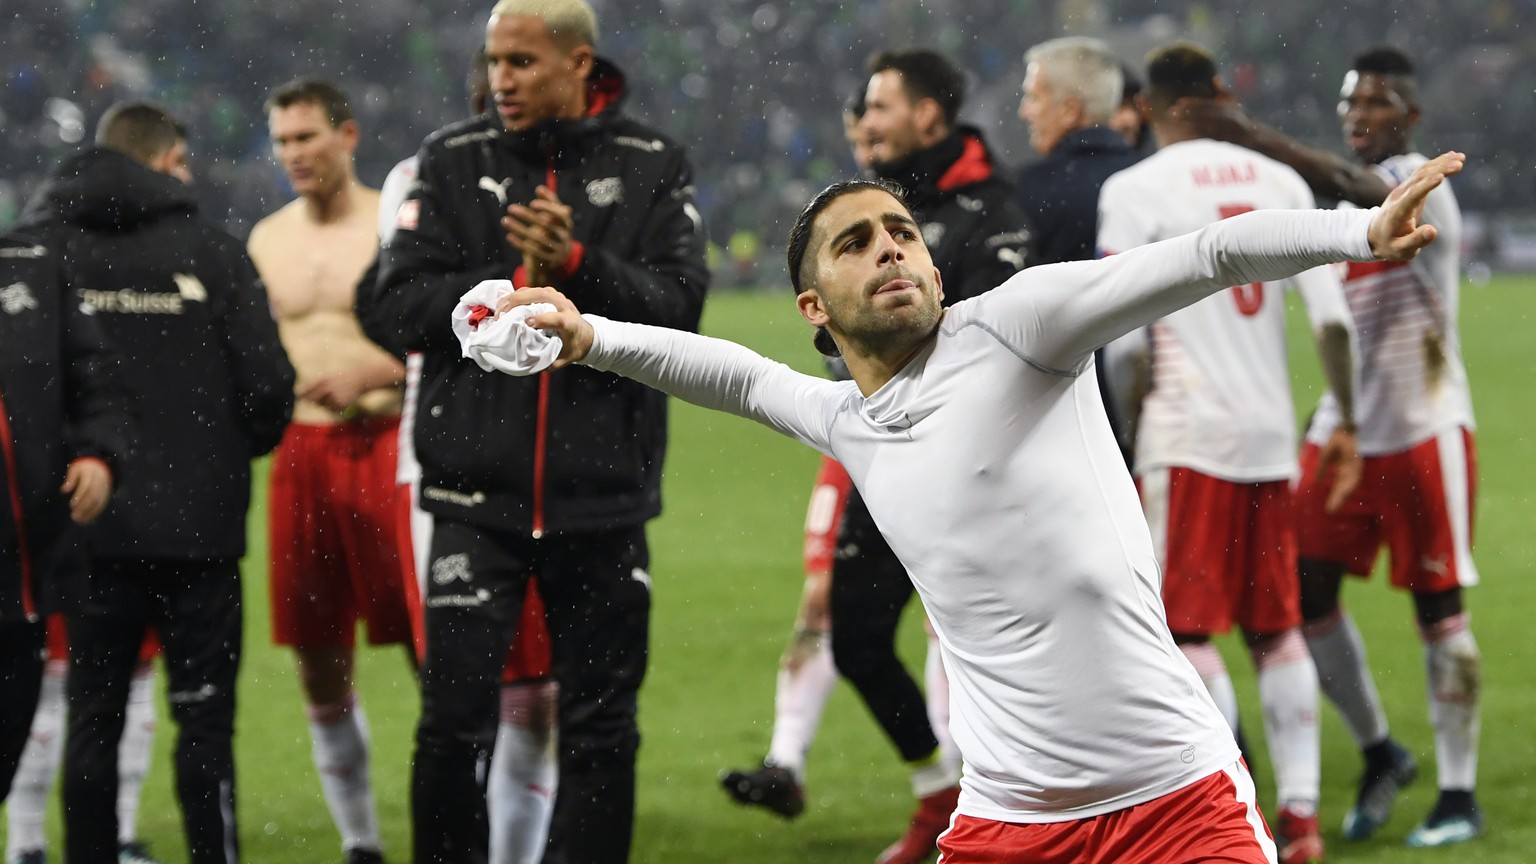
left=802, top=456, right=852, bottom=576
left=1297, top=427, right=1478, bottom=592
left=395, top=484, right=551, bottom=682
left=1139, top=467, right=1300, bottom=636
left=268, top=418, right=412, bottom=648
left=938, top=762, right=1276, bottom=864
left=45, top=614, right=160, bottom=664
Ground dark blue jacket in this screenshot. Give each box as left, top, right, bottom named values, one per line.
left=1016, top=126, right=1142, bottom=265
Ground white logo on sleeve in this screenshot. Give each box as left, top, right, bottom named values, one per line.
left=0, top=282, right=38, bottom=315
left=630, top=567, right=652, bottom=591
left=478, top=176, right=513, bottom=206
left=173, top=273, right=208, bottom=302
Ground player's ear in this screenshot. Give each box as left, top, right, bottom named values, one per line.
left=796, top=288, right=829, bottom=328
left=933, top=267, right=944, bottom=303
left=338, top=118, right=361, bottom=151
left=570, top=44, right=595, bottom=80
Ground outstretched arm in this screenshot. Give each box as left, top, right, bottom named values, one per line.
left=504, top=287, right=845, bottom=453
left=985, top=152, right=1463, bottom=374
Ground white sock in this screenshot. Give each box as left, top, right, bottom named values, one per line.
left=308, top=695, right=380, bottom=852
left=488, top=680, right=558, bottom=864
left=1422, top=614, right=1480, bottom=790
left=117, top=660, right=158, bottom=844
left=909, top=752, right=961, bottom=798
left=924, top=631, right=958, bottom=772
left=1302, top=609, right=1389, bottom=748
left=1181, top=642, right=1240, bottom=733
left=765, top=627, right=837, bottom=781
left=1251, top=630, right=1320, bottom=813
left=6, top=663, right=66, bottom=857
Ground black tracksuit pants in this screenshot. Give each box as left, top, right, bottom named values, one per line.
left=413, top=519, right=650, bottom=864
left=63, top=559, right=242, bottom=864
left=829, top=491, right=940, bottom=763
left=0, top=619, right=45, bottom=803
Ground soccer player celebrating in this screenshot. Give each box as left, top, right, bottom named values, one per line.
left=1177, top=45, right=1485, bottom=848
left=1298, top=47, right=1483, bottom=847
left=1096, top=42, right=1360, bottom=864
left=484, top=150, right=1463, bottom=863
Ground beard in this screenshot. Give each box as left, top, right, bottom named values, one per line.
left=828, top=268, right=942, bottom=356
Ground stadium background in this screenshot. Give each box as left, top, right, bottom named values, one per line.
left=2, top=1, right=1533, bottom=861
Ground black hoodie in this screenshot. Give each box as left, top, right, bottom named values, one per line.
left=871, top=126, right=1037, bottom=304
left=20, top=147, right=294, bottom=561
left=369, top=58, right=709, bottom=536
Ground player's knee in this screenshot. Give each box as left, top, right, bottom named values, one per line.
left=1297, top=559, right=1345, bottom=623
left=1413, top=587, right=1464, bottom=627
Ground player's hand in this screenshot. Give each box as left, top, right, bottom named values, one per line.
left=503, top=186, right=575, bottom=279
left=299, top=370, right=370, bottom=416
left=62, top=458, right=113, bottom=525
left=496, top=286, right=593, bottom=368
left=1167, top=96, right=1256, bottom=146
left=1367, top=151, right=1464, bottom=261
left=1316, top=426, right=1362, bottom=514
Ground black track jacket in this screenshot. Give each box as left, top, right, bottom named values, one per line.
left=872, top=126, right=1036, bottom=304
left=0, top=232, right=132, bottom=620
left=368, top=58, right=709, bottom=537
left=20, top=148, right=295, bottom=562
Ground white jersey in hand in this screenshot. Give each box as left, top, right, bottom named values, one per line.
left=1098, top=139, right=1352, bottom=482
left=1309, top=152, right=1473, bottom=454
left=581, top=207, right=1376, bottom=822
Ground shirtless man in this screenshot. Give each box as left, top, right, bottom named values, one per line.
left=248, top=78, right=409, bottom=864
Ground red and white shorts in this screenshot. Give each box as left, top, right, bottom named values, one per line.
left=938, top=762, right=1276, bottom=864
left=268, top=418, right=413, bottom=648
left=395, top=483, right=551, bottom=681
left=1139, top=467, right=1300, bottom=635
left=1297, top=427, right=1478, bottom=592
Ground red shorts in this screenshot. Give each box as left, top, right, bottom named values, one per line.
left=1297, top=428, right=1478, bottom=591
left=1139, top=467, right=1300, bottom=635
left=395, top=485, right=551, bottom=681
left=802, top=456, right=852, bottom=576
left=939, top=763, right=1276, bottom=864
left=45, top=614, right=160, bottom=665
left=268, top=418, right=412, bottom=648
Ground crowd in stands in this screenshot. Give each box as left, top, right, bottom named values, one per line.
left=3, top=0, right=1530, bottom=278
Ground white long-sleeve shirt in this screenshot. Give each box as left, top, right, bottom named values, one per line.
left=583, top=208, right=1377, bottom=823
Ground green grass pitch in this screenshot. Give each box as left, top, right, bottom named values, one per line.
left=6, top=274, right=1533, bottom=862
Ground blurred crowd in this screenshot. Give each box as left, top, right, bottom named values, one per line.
left=3, top=0, right=1532, bottom=280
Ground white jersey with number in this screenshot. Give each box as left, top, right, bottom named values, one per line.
left=1098, top=139, right=1353, bottom=482
left=1308, top=152, right=1473, bottom=454
left=579, top=208, right=1376, bottom=823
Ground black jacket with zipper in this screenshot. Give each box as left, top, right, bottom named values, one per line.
left=19, top=147, right=295, bottom=562
left=0, top=232, right=133, bottom=621
left=367, top=58, right=709, bottom=537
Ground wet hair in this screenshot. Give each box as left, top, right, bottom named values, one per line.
left=490, top=0, right=597, bottom=50
left=95, top=101, right=186, bottom=163
left=264, top=78, right=354, bottom=127
left=1024, top=36, right=1123, bottom=124
left=1144, top=42, right=1220, bottom=115
left=1351, top=45, right=1420, bottom=108
left=867, top=49, right=966, bottom=126
left=786, top=178, right=912, bottom=357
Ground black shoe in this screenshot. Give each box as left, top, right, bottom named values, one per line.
left=719, top=760, right=806, bottom=819
left=10, top=849, right=48, bottom=864
left=344, top=848, right=385, bottom=864
left=1406, top=790, right=1484, bottom=847
left=1342, top=738, right=1419, bottom=840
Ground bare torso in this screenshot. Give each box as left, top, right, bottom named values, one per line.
left=249, top=184, right=402, bottom=425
